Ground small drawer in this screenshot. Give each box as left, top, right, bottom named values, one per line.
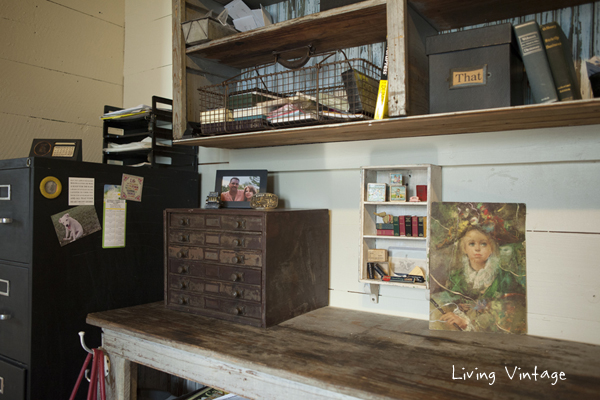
left=205, top=215, right=263, bottom=232
left=217, top=232, right=263, bottom=250
left=169, top=213, right=204, bottom=229
left=168, top=259, right=205, bottom=277
left=0, top=263, right=30, bottom=364
left=167, top=292, right=261, bottom=319
left=168, top=274, right=204, bottom=293
left=204, top=296, right=262, bottom=319
left=168, top=275, right=260, bottom=302
left=205, top=264, right=262, bottom=286
left=168, top=230, right=206, bottom=245
left=205, top=280, right=261, bottom=302
left=168, top=245, right=204, bottom=261
left=0, top=358, right=26, bottom=399
left=219, top=249, right=262, bottom=267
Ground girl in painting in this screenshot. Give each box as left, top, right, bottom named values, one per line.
left=430, top=202, right=527, bottom=334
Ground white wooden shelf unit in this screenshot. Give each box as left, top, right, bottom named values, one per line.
left=359, top=164, right=441, bottom=302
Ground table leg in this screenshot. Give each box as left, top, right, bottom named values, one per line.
left=105, top=353, right=137, bottom=400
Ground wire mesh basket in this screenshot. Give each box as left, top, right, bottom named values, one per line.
left=197, top=57, right=381, bottom=136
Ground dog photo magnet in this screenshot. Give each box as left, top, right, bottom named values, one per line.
left=51, top=205, right=101, bottom=247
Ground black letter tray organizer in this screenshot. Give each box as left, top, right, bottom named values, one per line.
left=197, top=57, right=380, bottom=136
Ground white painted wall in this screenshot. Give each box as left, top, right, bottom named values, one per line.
left=123, top=0, right=600, bottom=345
left=0, top=0, right=125, bottom=162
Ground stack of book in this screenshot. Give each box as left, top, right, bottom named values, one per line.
left=375, top=215, right=427, bottom=237
left=514, top=21, right=581, bottom=103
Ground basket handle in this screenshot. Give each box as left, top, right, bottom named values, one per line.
left=273, top=44, right=315, bottom=69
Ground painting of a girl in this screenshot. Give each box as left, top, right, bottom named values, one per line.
left=429, top=202, right=527, bottom=334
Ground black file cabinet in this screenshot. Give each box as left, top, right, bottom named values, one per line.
left=0, top=157, right=199, bottom=400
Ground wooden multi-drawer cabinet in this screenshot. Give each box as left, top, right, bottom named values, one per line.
left=164, top=208, right=330, bottom=327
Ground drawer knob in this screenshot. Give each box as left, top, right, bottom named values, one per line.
left=178, top=297, right=187, bottom=305
left=177, top=265, right=189, bottom=274
left=232, top=307, right=244, bottom=315
left=179, top=234, right=189, bottom=242
left=231, top=273, right=241, bottom=282
left=179, top=218, right=190, bottom=226
left=0, top=313, right=12, bottom=320
left=232, top=290, right=241, bottom=298
left=232, top=238, right=245, bottom=247
left=176, top=250, right=188, bottom=259
left=0, top=217, right=13, bottom=224
left=232, top=255, right=245, bottom=264
left=235, top=220, right=246, bottom=229
left=179, top=281, right=187, bottom=290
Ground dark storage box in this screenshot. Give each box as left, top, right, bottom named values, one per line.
left=426, top=23, right=526, bottom=114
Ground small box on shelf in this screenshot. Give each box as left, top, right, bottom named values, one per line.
left=426, top=23, right=527, bottom=114
left=390, top=184, right=406, bottom=201
left=367, top=183, right=386, bottom=202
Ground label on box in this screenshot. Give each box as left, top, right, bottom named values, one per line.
left=450, top=65, right=487, bottom=89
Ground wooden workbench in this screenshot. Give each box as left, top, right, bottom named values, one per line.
left=87, top=302, right=600, bottom=399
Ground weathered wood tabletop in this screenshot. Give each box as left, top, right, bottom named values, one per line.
left=87, top=302, right=600, bottom=399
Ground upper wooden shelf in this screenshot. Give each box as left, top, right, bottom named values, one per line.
left=410, top=0, right=592, bottom=30
left=185, top=0, right=591, bottom=69
left=174, top=99, right=600, bottom=149
left=186, top=0, right=387, bottom=69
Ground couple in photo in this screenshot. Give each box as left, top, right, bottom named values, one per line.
left=221, top=177, right=257, bottom=201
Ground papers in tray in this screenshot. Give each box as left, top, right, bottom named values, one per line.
left=101, top=104, right=151, bottom=120
left=103, top=137, right=172, bottom=153
left=267, top=103, right=317, bottom=124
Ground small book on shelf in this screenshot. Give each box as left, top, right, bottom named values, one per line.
left=514, top=21, right=558, bottom=104
left=375, top=223, right=394, bottom=230
left=411, top=216, right=419, bottom=237
left=404, top=215, right=412, bottom=237
left=398, top=215, right=406, bottom=236
left=418, top=216, right=426, bottom=237
left=540, top=22, right=581, bottom=101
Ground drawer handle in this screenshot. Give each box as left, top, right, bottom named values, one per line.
left=232, top=290, right=243, bottom=298
left=232, top=307, right=244, bottom=316
left=179, top=281, right=187, bottom=290
left=0, top=217, right=12, bottom=224
left=0, top=313, right=11, bottom=320
left=177, top=265, right=189, bottom=274
left=179, top=218, right=190, bottom=226
left=176, top=250, right=188, bottom=259
left=232, top=255, right=245, bottom=264
left=235, top=220, right=246, bottom=229
left=178, top=297, right=188, bottom=305
left=232, top=238, right=245, bottom=247
left=178, top=234, right=190, bottom=242
left=231, top=273, right=242, bottom=282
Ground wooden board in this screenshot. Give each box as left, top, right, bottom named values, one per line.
left=88, top=302, right=600, bottom=399
left=174, top=98, right=600, bottom=148
left=184, top=0, right=592, bottom=69
left=410, top=0, right=593, bottom=31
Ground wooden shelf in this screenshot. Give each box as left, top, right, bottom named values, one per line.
left=184, top=0, right=591, bottom=69
left=363, top=235, right=426, bottom=240
left=186, top=0, right=387, bottom=69
left=174, top=99, right=600, bottom=149
left=411, top=0, right=592, bottom=31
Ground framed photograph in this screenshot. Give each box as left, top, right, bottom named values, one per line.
left=390, top=184, right=406, bottom=201
left=390, top=173, right=403, bottom=185
left=367, top=183, right=386, bottom=202
left=216, top=169, right=268, bottom=209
